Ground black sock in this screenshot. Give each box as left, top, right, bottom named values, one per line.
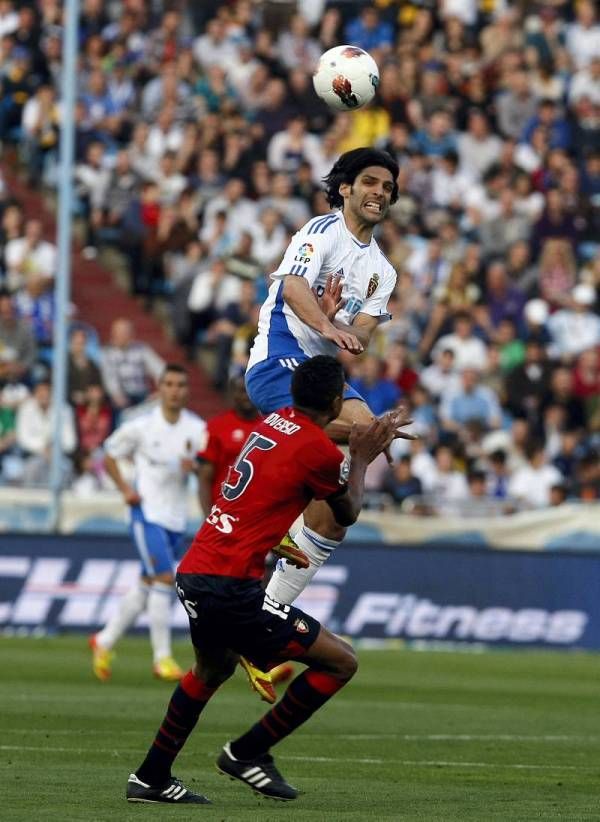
left=136, top=670, right=217, bottom=785
left=230, top=670, right=346, bottom=761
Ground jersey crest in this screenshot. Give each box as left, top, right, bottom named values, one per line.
left=294, top=242, right=314, bottom=264
left=366, top=273, right=379, bottom=299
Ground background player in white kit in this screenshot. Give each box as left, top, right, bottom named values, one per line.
left=246, top=147, right=414, bottom=609
left=89, top=364, right=206, bottom=682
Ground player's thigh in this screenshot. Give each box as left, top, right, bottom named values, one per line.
left=130, top=507, right=176, bottom=579
left=234, top=595, right=321, bottom=673
left=245, top=356, right=305, bottom=414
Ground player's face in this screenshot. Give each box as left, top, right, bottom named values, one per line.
left=231, top=379, right=256, bottom=417
left=159, top=371, right=189, bottom=412
left=341, top=166, right=395, bottom=225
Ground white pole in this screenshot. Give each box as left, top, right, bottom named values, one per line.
left=49, top=0, right=80, bottom=531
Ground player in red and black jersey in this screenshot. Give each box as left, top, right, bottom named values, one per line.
left=196, top=376, right=294, bottom=702
left=126, top=356, right=410, bottom=805
left=196, top=375, right=260, bottom=516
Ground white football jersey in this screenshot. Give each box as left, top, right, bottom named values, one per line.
left=247, top=211, right=396, bottom=370
left=104, top=406, right=206, bottom=532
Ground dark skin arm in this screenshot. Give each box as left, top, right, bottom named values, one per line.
left=327, top=416, right=398, bottom=527
left=197, top=461, right=215, bottom=517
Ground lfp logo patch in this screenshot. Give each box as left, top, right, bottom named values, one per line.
left=294, top=242, right=314, bottom=264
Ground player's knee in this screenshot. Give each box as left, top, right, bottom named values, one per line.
left=193, top=659, right=237, bottom=688
left=332, top=639, right=358, bottom=681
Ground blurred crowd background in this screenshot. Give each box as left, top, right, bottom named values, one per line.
left=0, top=0, right=598, bottom=514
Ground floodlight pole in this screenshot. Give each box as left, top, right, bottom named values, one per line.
left=49, top=0, right=80, bottom=531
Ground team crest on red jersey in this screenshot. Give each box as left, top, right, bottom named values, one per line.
left=366, top=273, right=379, bottom=299
left=294, top=618, right=309, bottom=634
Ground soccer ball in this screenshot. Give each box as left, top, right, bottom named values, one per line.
left=312, top=45, right=379, bottom=112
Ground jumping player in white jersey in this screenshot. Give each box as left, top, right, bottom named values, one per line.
left=89, top=364, right=206, bottom=682
left=246, top=147, right=413, bottom=612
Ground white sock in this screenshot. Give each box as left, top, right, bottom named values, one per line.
left=148, top=582, right=174, bottom=663
left=265, top=526, right=340, bottom=605
left=96, top=582, right=150, bottom=650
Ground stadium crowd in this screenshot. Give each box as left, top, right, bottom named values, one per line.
left=0, top=0, right=598, bottom=512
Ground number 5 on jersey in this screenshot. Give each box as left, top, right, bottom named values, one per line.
left=221, top=432, right=277, bottom=501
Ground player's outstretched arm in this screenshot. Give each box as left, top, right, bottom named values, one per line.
left=282, top=275, right=363, bottom=354
left=327, top=417, right=397, bottom=526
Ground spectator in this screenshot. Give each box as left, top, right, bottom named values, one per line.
left=348, top=354, right=401, bottom=416
left=67, top=327, right=102, bottom=406
left=74, top=382, right=113, bottom=455
left=458, top=110, right=503, bottom=181
left=20, top=84, right=59, bottom=186
left=508, top=440, right=564, bottom=508
left=5, top=218, right=57, bottom=291
left=15, top=378, right=76, bottom=486
left=536, top=237, right=577, bottom=308
left=477, top=259, right=527, bottom=335
left=421, top=347, right=460, bottom=401
left=548, top=284, right=600, bottom=360
left=496, top=69, right=539, bottom=140
left=13, top=273, right=55, bottom=354
left=382, top=455, right=423, bottom=505
left=542, top=367, right=587, bottom=432
left=440, top=367, right=502, bottom=432
left=419, top=262, right=481, bottom=357
left=100, top=318, right=165, bottom=411
left=565, top=0, right=600, bottom=71
left=277, top=14, right=321, bottom=72
left=0, top=288, right=36, bottom=384
left=267, top=115, right=322, bottom=175
left=432, top=312, right=488, bottom=372
left=421, top=444, right=469, bottom=504
left=344, top=7, right=394, bottom=54
left=248, top=207, right=287, bottom=271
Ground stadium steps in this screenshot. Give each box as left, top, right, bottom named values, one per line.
left=1, top=163, right=225, bottom=419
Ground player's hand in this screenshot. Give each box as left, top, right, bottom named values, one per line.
left=385, top=405, right=417, bottom=441
left=122, top=486, right=142, bottom=506
left=180, top=457, right=196, bottom=475
left=322, top=323, right=363, bottom=354
left=349, top=416, right=398, bottom=465
left=313, top=274, right=346, bottom=321
left=382, top=405, right=418, bottom=464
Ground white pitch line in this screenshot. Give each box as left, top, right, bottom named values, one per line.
left=0, top=744, right=590, bottom=772
left=2, top=729, right=597, bottom=743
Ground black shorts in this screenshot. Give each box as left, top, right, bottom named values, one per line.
left=175, top=573, right=321, bottom=672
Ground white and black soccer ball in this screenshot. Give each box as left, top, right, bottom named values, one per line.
left=312, top=45, right=379, bottom=112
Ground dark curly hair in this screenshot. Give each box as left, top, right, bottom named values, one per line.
left=291, top=355, right=345, bottom=413
left=323, top=148, right=400, bottom=209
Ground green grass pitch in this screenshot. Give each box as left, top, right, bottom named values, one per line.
left=2, top=636, right=600, bottom=821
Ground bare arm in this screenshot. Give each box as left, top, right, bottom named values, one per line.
left=104, top=453, right=141, bottom=505
left=282, top=275, right=363, bottom=354
left=327, top=417, right=398, bottom=526
left=197, top=461, right=215, bottom=517
left=333, top=311, right=378, bottom=350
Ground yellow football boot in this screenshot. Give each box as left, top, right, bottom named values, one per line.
left=88, top=634, right=114, bottom=682
left=153, top=656, right=185, bottom=681
left=239, top=656, right=278, bottom=704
